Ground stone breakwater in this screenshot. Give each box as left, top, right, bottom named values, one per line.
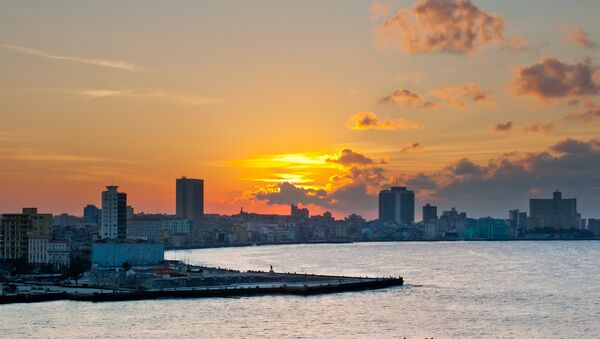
left=0, top=273, right=404, bottom=304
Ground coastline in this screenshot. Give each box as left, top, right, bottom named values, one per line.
left=165, top=237, right=600, bottom=251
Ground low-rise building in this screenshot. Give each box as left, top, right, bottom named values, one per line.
left=91, top=242, right=164, bottom=268
left=28, top=237, right=70, bottom=268
left=48, top=241, right=70, bottom=268
left=127, top=216, right=163, bottom=242
left=462, top=218, right=509, bottom=240
left=161, top=218, right=192, bottom=234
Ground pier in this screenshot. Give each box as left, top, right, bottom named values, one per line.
left=0, top=266, right=404, bottom=304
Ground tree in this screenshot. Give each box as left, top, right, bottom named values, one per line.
left=68, top=257, right=91, bottom=285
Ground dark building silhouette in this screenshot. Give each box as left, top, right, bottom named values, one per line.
left=529, top=190, right=580, bottom=230
left=589, top=219, right=600, bottom=237
left=422, top=204, right=438, bottom=223
left=290, top=204, right=309, bottom=220
left=378, top=187, right=415, bottom=225
left=83, top=204, right=101, bottom=224
left=438, top=207, right=468, bottom=236
left=176, top=177, right=204, bottom=227
left=509, top=209, right=527, bottom=232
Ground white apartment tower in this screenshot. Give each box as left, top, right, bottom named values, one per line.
left=101, top=185, right=127, bottom=240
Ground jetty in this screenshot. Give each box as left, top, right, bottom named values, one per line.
left=0, top=263, right=403, bottom=304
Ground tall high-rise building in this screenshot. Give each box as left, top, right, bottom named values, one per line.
left=1, top=208, right=52, bottom=261
left=101, top=186, right=127, bottom=240
left=509, top=209, right=519, bottom=228
left=176, top=177, right=204, bottom=226
left=529, top=190, right=580, bottom=230
left=83, top=204, right=101, bottom=224
left=378, top=187, right=415, bottom=225
left=509, top=209, right=528, bottom=232
left=422, top=204, right=438, bottom=223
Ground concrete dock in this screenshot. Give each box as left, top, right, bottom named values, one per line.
left=0, top=265, right=404, bottom=304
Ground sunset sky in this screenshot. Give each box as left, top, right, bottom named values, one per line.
left=1, top=0, right=600, bottom=219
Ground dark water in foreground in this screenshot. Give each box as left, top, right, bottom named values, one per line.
left=1, top=241, right=599, bottom=338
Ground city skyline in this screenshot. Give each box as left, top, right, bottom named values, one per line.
left=2, top=178, right=592, bottom=225
left=2, top=1, right=600, bottom=219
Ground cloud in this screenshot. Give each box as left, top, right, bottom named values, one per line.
left=326, top=149, right=375, bottom=166
left=253, top=165, right=388, bottom=215
left=348, top=112, right=423, bottom=130
left=380, top=89, right=438, bottom=108
left=381, top=82, right=493, bottom=109
left=248, top=148, right=390, bottom=216
left=512, top=56, right=600, bottom=100
left=566, top=101, right=600, bottom=122
left=563, top=25, right=597, bottom=49
left=522, top=122, right=554, bottom=133
left=447, top=158, right=486, bottom=176
left=253, top=182, right=328, bottom=206
left=493, top=121, right=513, bottom=131
left=400, top=142, right=422, bottom=153
left=370, top=0, right=391, bottom=21
left=375, top=0, right=522, bottom=54
left=430, top=82, right=494, bottom=108
left=76, top=89, right=130, bottom=98
left=502, top=35, right=528, bottom=52
left=550, top=138, right=600, bottom=154
left=401, top=138, right=600, bottom=217
left=0, top=43, right=140, bottom=71
left=249, top=139, right=600, bottom=218
left=70, top=88, right=217, bottom=106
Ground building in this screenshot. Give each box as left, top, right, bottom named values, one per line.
left=1, top=208, right=52, bottom=261
left=438, top=208, right=468, bottom=236
left=126, top=205, right=135, bottom=219
left=101, top=186, right=127, bottom=240
left=47, top=241, right=70, bottom=268
left=127, top=216, right=163, bottom=242
left=91, top=242, right=164, bottom=267
left=176, top=177, right=204, bottom=227
left=0, top=214, right=2, bottom=259
left=378, top=187, right=415, bottom=225
left=83, top=204, right=101, bottom=224
left=509, top=209, right=527, bottom=233
left=529, top=190, right=580, bottom=230
left=28, top=235, right=49, bottom=265
left=422, top=204, right=438, bottom=223
left=588, top=219, right=600, bottom=237
left=161, top=218, right=192, bottom=234
left=27, top=237, right=70, bottom=268
left=54, top=213, right=81, bottom=226
left=291, top=204, right=309, bottom=220
left=462, top=218, right=509, bottom=240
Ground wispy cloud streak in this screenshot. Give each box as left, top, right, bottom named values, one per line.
left=0, top=42, right=140, bottom=71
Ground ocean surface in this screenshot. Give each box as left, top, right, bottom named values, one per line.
left=1, top=241, right=599, bottom=338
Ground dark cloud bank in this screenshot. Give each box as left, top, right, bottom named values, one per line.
left=254, top=140, right=600, bottom=219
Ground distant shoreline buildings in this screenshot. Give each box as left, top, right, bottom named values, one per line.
left=1, top=178, right=599, bottom=274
